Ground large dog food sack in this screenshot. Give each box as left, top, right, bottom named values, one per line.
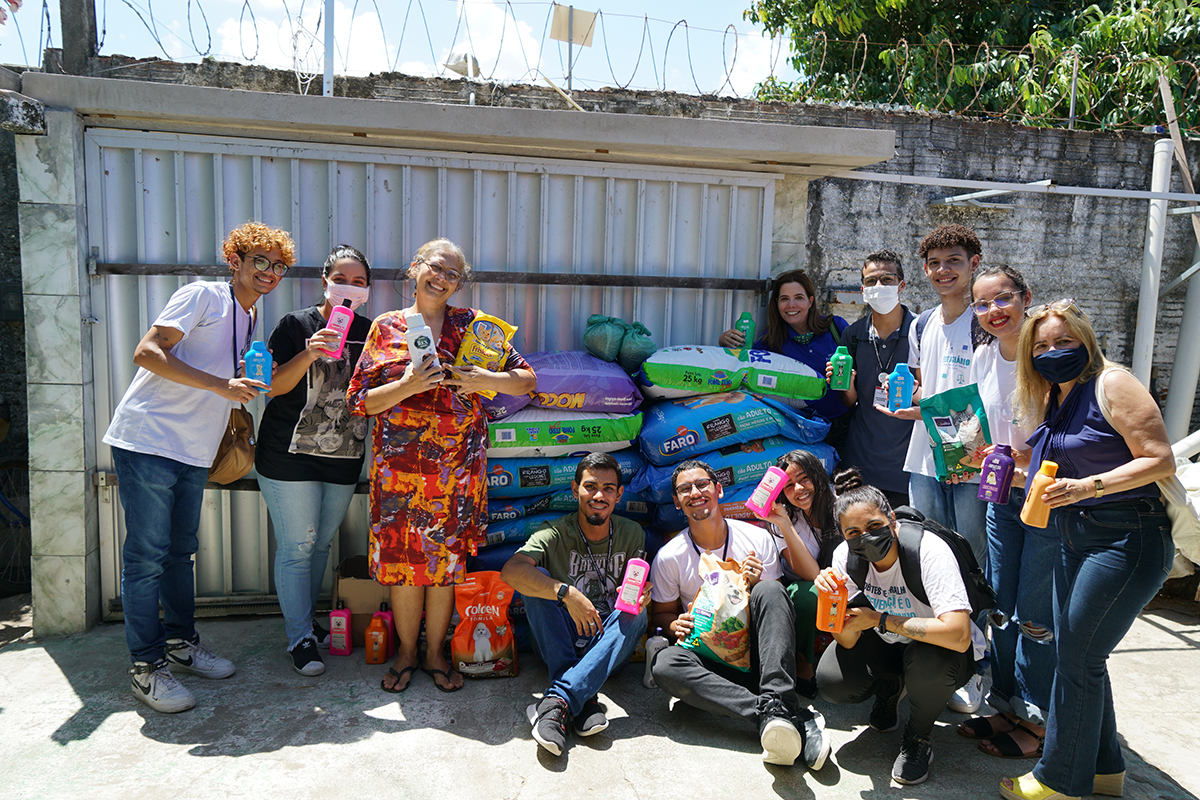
left=919, top=383, right=992, bottom=480
left=483, top=513, right=562, bottom=547
left=638, top=392, right=830, bottom=467
left=451, top=312, right=518, bottom=399
left=631, top=436, right=837, bottom=504
left=680, top=552, right=751, bottom=671
left=486, top=449, right=646, bottom=498
left=743, top=350, right=828, bottom=401
left=618, top=322, right=657, bottom=374
left=638, top=346, right=749, bottom=400
left=487, top=407, right=643, bottom=458
left=583, top=314, right=630, bottom=362
left=453, top=571, right=518, bottom=678
left=481, top=391, right=533, bottom=420
left=524, top=351, right=643, bottom=413
left=652, top=482, right=768, bottom=531
left=758, top=395, right=834, bottom=444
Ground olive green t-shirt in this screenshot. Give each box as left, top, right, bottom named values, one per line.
left=516, top=513, right=646, bottom=615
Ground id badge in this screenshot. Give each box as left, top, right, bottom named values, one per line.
left=873, top=385, right=888, bottom=407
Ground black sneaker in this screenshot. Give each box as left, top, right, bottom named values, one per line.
left=526, top=695, right=570, bottom=756
left=892, top=724, right=933, bottom=785
left=289, top=637, right=325, bottom=676
left=870, top=679, right=905, bottom=733
left=758, top=696, right=802, bottom=766
left=797, top=708, right=831, bottom=771
left=574, top=696, right=608, bottom=736
left=312, top=620, right=331, bottom=649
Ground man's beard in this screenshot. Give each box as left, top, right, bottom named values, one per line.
left=585, top=511, right=608, bottom=527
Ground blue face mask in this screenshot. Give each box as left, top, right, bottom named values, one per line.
left=1032, top=346, right=1089, bottom=384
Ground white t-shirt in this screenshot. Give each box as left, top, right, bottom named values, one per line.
left=103, top=281, right=255, bottom=468
left=651, top=518, right=782, bottom=606
left=832, top=534, right=985, bottom=660
left=904, top=305, right=976, bottom=478
left=768, top=513, right=821, bottom=582
left=971, top=340, right=1037, bottom=450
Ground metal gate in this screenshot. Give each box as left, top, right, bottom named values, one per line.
left=85, top=128, right=780, bottom=616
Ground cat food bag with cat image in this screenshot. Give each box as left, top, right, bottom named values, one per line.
left=918, top=383, right=992, bottom=480
left=679, top=552, right=751, bottom=672
left=452, top=571, right=519, bottom=678
left=451, top=312, right=519, bottom=399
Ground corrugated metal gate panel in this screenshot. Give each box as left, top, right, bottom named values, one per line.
left=86, top=129, right=778, bottom=614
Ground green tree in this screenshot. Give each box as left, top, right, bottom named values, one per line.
left=745, top=0, right=1200, bottom=132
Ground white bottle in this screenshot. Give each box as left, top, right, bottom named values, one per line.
left=644, top=627, right=669, bottom=688
left=404, top=311, right=443, bottom=381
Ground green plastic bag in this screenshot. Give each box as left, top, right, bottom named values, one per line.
left=583, top=314, right=630, bottom=362
left=918, top=383, right=992, bottom=480
left=617, top=321, right=657, bottom=373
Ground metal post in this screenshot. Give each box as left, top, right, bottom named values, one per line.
left=567, top=6, right=574, bottom=93
left=1068, top=52, right=1079, bottom=130
left=1165, top=238, right=1200, bottom=441
left=323, top=0, right=335, bottom=97
left=59, top=0, right=98, bottom=75
left=1131, top=139, right=1174, bottom=386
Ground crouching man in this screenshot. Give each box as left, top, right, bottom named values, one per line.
left=501, top=453, right=650, bottom=757
left=649, top=459, right=830, bottom=770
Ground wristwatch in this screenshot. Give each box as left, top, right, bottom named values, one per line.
left=1093, top=478, right=1105, bottom=498
left=877, top=612, right=889, bottom=635
left=556, top=583, right=570, bottom=608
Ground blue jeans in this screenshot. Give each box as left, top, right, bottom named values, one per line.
left=523, top=568, right=648, bottom=716
left=1035, top=498, right=1172, bottom=797
left=113, top=447, right=209, bottom=664
left=908, top=472, right=989, bottom=569
left=986, top=488, right=1058, bottom=725
left=259, top=476, right=357, bottom=649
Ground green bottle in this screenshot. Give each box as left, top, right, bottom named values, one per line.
left=829, top=345, right=853, bottom=391
left=734, top=312, right=756, bottom=350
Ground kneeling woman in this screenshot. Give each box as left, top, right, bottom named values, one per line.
left=814, top=469, right=985, bottom=786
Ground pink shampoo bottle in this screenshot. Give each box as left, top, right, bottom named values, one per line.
left=614, top=558, right=651, bottom=614
left=317, top=300, right=354, bottom=358
left=744, top=466, right=789, bottom=518
left=372, top=601, right=396, bottom=658
left=329, top=601, right=353, bottom=656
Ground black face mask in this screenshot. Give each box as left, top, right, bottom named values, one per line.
left=1032, top=346, right=1089, bottom=384
left=848, top=524, right=894, bottom=563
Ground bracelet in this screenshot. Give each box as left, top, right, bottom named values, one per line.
left=877, top=612, right=889, bottom=635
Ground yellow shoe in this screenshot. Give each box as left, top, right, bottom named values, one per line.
left=1093, top=772, right=1125, bottom=797
left=999, top=772, right=1080, bottom=800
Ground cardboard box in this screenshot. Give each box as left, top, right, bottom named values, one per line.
left=333, top=555, right=390, bottom=647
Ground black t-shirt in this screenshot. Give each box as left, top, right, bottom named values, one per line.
left=255, top=305, right=372, bottom=484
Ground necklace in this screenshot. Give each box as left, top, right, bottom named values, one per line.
left=577, top=524, right=614, bottom=606
left=870, top=320, right=900, bottom=385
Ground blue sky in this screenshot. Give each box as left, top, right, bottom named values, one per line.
left=0, top=1, right=802, bottom=98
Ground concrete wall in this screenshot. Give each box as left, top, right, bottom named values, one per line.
left=0, top=130, right=26, bottom=465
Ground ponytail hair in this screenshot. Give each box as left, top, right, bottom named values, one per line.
left=831, top=467, right=894, bottom=535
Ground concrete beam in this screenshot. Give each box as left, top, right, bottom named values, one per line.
left=19, top=73, right=895, bottom=173
left=0, top=89, right=46, bottom=135
left=0, top=66, right=20, bottom=92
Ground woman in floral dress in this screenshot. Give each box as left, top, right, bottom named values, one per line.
left=348, top=239, right=536, bottom=692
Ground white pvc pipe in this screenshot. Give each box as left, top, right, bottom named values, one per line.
left=1131, top=139, right=1175, bottom=385
left=1165, top=240, right=1200, bottom=442
left=323, top=0, right=335, bottom=97
left=1173, top=428, right=1200, bottom=461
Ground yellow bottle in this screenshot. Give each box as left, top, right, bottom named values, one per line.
left=1020, top=460, right=1059, bottom=529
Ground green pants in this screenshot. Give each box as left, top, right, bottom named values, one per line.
left=785, top=579, right=820, bottom=665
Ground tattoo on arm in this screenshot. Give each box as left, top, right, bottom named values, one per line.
left=151, top=331, right=174, bottom=347
left=894, top=616, right=931, bottom=641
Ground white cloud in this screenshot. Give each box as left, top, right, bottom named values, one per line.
left=727, top=30, right=797, bottom=97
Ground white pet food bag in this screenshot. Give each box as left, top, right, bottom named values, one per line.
left=637, top=346, right=749, bottom=400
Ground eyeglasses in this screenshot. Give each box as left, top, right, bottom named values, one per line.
left=862, top=274, right=901, bottom=287
left=249, top=254, right=289, bottom=277
left=1030, top=298, right=1080, bottom=316
left=970, top=291, right=1018, bottom=315
left=674, top=478, right=715, bottom=498
left=420, top=259, right=463, bottom=284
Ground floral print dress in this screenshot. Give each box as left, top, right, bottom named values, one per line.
left=347, top=306, right=532, bottom=586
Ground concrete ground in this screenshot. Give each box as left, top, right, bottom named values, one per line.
left=0, top=595, right=1197, bottom=800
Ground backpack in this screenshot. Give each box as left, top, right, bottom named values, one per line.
left=914, top=307, right=988, bottom=355
left=844, top=506, right=996, bottom=618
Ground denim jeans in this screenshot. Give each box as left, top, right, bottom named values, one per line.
left=908, top=472, right=989, bottom=569
left=651, top=580, right=812, bottom=725
left=523, top=568, right=648, bottom=717
left=1034, top=498, right=1172, bottom=797
left=113, top=447, right=209, bottom=664
left=259, top=476, right=357, bottom=649
left=986, top=487, right=1058, bottom=726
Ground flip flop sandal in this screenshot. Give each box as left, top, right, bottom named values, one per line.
left=380, top=665, right=418, bottom=694
left=979, top=726, right=1045, bottom=760
left=421, top=666, right=464, bottom=693
left=958, top=712, right=1019, bottom=740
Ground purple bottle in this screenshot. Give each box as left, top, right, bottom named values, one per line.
left=977, top=444, right=1016, bottom=504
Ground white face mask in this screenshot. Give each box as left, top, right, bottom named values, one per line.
left=862, top=284, right=900, bottom=314
left=324, top=282, right=370, bottom=311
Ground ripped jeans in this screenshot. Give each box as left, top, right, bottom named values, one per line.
left=260, top=476, right=357, bottom=649
left=985, top=487, right=1058, bottom=725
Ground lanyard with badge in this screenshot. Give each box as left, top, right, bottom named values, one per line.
left=574, top=526, right=614, bottom=647
left=870, top=324, right=900, bottom=409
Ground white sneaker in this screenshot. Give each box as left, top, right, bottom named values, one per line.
left=165, top=637, right=236, bottom=679
left=130, top=660, right=196, bottom=713
left=948, top=674, right=983, bottom=714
